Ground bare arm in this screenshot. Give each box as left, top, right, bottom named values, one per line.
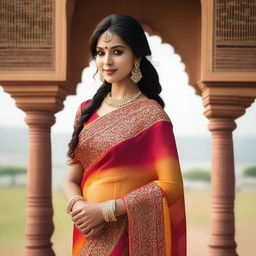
left=63, top=162, right=126, bottom=239
left=115, top=198, right=127, bottom=216
left=63, top=163, right=84, bottom=202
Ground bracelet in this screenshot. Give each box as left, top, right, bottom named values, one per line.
left=66, top=195, right=84, bottom=214
left=101, top=200, right=117, bottom=222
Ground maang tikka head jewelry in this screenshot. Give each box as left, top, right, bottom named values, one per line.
left=103, top=28, right=113, bottom=42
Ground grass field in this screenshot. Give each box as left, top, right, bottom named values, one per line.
left=0, top=187, right=255, bottom=255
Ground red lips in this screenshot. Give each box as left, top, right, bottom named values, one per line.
left=104, top=69, right=116, bottom=74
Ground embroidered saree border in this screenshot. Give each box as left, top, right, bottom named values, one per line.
left=80, top=99, right=151, bottom=133
left=123, top=182, right=166, bottom=256
left=75, top=99, right=171, bottom=172
left=73, top=104, right=82, bottom=128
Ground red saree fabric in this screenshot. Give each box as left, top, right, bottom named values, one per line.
left=71, top=99, right=186, bottom=256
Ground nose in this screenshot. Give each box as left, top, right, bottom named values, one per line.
left=103, top=52, right=113, bottom=66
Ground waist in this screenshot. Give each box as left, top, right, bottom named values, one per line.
left=83, top=172, right=156, bottom=202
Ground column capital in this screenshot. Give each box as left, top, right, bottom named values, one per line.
left=2, top=83, right=69, bottom=113
left=199, top=83, right=256, bottom=120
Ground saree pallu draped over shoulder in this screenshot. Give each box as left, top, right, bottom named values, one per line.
left=71, top=99, right=186, bottom=256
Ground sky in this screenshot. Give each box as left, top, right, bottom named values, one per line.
left=0, top=33, right=255, bottom=137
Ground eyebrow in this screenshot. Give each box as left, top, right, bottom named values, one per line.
left=96, top=45, right=125, bottom=50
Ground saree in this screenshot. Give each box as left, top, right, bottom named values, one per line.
left=70, top=98, right=186, bottom=256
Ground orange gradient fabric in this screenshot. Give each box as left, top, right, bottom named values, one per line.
left=71, top=99, right=186, bottom=256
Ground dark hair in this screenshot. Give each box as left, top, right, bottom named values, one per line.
left=67, top=14, right=165, bottom=159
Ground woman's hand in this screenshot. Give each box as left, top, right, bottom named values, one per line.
left=71, top=201, right=105, bottom=237
left=84, top=221, right=107, bottom=239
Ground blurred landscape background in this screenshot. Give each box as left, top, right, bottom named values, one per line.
left=0, top=126, right=255, bottom=190
left=0, top=126, right=255, bottom=256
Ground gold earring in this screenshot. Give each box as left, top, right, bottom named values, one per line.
left=99, top=72, right=104, bottom=82
left=130, top=62, right=142, bottom=83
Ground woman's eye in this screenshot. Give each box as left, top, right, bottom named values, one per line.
left=96, top=51, right=104, bottom=56
left=96, top=50, right=123, bottom=56
left=113, top=50, right=123, bottom=55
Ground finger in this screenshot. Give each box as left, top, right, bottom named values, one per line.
left=71, top=208, right=82, bottom=217
left=76, top=224, right=87, bottom=234
left=74, top=216, right=89, bottom=226
left=85, top=222, right=106, bottom=239
left=81, top=225, right=91, bottom=235
left=75, top=218, right=91, bottom=229
left=72, top=213, right=85, bottom=222
left=75, top=220, right=87, bottom=231
left=86, top=227, right=101, bottom=239
left=75, top=219, right=87, bottom=228
left=75, top=220, right=83, bottom=227
left=85, top=228, right=95, bottom=239
left=72, top=215, right=81, bottom=222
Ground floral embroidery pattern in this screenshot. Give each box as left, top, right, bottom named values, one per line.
left=75, top=99, right=171, bottom=172
left=123, top=182, right=166, bottom=256
left=121, top=245, right=129, bottom=256
left=79, top=216, right=128, bottom=256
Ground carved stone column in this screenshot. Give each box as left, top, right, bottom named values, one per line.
left=2, top=84, right=68, bottom=256
left=208, top=117, right=238, bottom=256
left=24, top=111, right=56, bottom=256
left=200, top=84, right=256, bottom=256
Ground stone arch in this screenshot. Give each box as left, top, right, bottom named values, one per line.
left=67, top=0, right=201, bottom=95
left=1, top=1, right=256, bottom=255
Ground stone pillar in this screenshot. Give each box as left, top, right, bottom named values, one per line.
left=208, top=118, right=238, bottom=256
left=2, top=84, right=68, bottom=256
left=24, top=111, right=56, bottom=256
left=200, top=85, right=256, bottom=256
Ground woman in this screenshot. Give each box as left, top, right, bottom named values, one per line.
left=64, top=14, right=186, bottom=256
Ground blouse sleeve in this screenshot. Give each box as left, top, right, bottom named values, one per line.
left=152, top=121, right=184, bottom=205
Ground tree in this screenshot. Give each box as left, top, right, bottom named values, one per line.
left=0, top=166, right=27, bottom=186
left=183, top=168, right=211, bottom=182
left=242, top=165, right=256, bottom=178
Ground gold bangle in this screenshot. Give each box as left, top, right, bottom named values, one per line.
left=66, top=195, right=84, bottom=214
left=101, top=200, right=117, bottom=222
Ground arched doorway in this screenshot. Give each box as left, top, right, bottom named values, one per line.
left=1, top=1, right=256, bottom=255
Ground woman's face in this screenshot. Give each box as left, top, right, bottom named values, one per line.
left=95, top=32, right=138, bottom=84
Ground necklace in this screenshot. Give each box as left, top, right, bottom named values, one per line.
left=103, top=91, right=142, bottom=108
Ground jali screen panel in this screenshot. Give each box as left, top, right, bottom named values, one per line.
left=0, top=0, right=55, bottom=71
left=213, top=0, right=256, bottom=72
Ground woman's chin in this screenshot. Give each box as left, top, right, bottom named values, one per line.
left=105, top=76, right=129, bottom=84
left=105, top=78, right=120, bottom=84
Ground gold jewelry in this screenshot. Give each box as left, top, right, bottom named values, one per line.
left=103, top=91, right=142, bottom=108
left=101, top=200, right=117, bottom=222
left=66, top=195, right=84, bottom=214
left=99, top=72, right=104, bottom=82
left=103, top=28, right=113, bottom=42
left=130, top=62, right=142, bottom=83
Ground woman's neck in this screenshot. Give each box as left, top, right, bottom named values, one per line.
left=110, top=80, right=140, bottom=99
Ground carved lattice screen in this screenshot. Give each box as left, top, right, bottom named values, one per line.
left=213, top=0, right=256, bottom=72
left=0, top=0, right=55, bottom=71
